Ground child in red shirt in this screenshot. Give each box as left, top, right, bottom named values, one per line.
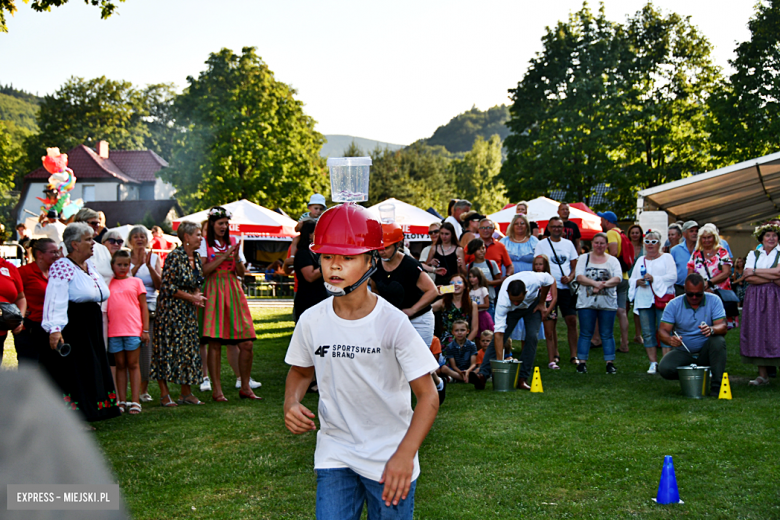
left=107, top=250, right=149, bottom=414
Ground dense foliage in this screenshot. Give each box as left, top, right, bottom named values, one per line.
left=0, top=0, right=123, bottom=32
left=502, top=3, right=720, bottom=218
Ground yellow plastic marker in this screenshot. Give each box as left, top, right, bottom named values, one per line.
left=530, top=366, right=544, bottom=393
left=718, top=372, right=732, bottom=400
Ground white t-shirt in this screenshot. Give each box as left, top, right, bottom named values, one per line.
left=627, top=254, right=677, bottom=311
left=444, top=216, right=463, bottom=239
left=494, top=271, right=555, bottom=333
left=32, top=221, right=66, bottom=245
left=470, top=286, right=489, bottom=306
left=574, top=253, right=622, bottom=310
left=285, top=295, right=439, bottom=482
left=534, top=238, right=578, bottom=289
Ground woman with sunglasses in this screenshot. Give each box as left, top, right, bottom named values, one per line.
left=432, top=274, right=478, bottom=346
left=150, top=221, right=208, bottom=406
left=686, top=223, right=736, bottom=329
left=628, top=230, right=677, bottom=374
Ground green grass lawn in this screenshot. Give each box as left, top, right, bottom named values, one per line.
left=3, top=310, right=779, bottom=519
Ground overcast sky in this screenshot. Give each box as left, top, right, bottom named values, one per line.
left=0, top=0, right=756, bottom=145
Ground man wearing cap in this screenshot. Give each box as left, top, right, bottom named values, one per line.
left=598, top=211, right=630, bottom=353
left=445, top=200, right=471, bottom=240
left=671, top=221, right=699, bottom=296
left=32, top=210, right=66, bottom=246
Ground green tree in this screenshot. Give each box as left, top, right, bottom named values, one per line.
left=502, top=4, right=624, bottom=210
left=23, top=76, right=149, bottom=172
left=611, top=3, right=719, bottom=216
left=708, top=0, right=780, bottom=163
left=342, top=139, right=363, bottom=157
left=451, top=134, right=507, bottom=214
left=164, top=47, right=328, bottom=214
left=141, top=83, right=178, bottom=163
left=0, top=0, right=123, bottom=32
left=0, top=124, right=22, bottom=234
left=368, top=143, right=454, bottom=211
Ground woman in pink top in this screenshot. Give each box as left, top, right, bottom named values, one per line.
left=107, top=250, right=150, bottom=414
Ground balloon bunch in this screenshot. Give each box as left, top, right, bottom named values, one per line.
left=36, top=148, right=83, bottom=219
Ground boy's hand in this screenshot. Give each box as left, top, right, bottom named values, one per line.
left=140, top=332, right=149, bottom=344
left=380, top=451, right=414, bottom=506
left=284, top=402, right=316, bottom=434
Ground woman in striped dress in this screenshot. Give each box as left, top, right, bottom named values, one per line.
left=198, top=207, right=261, bottom=401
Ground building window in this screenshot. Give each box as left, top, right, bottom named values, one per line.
left=82, top=185, right=95, bottom=202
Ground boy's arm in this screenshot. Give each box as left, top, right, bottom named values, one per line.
left=283, top=365, right=316, bottom=434
left=380, top=373, right=439, bottom=507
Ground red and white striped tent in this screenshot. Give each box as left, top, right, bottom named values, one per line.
left=489, top=197, right=602, bottom=240
left=173, top=199, right=297, bottom=241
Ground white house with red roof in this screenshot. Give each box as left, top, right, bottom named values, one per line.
left=16, top=141, right=179, bottom=226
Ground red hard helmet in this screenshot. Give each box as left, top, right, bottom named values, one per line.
left=382, top=222, right=404, bottom=247
left=311, top=203, right=384, bottom=255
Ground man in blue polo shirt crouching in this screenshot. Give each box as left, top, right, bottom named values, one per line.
left=657, top=273, right=728, bottom=396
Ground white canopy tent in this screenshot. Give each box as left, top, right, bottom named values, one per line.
left=173, top=199, right=298, bottom=241
left=366, top=198, right=442, bottom=242
left=637, top=150, right=780, bottom=230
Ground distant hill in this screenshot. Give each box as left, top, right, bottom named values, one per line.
left=321, top=135, right=405, bottom=158
left=0, top=92, right=39, bottom=134
left=419, top=105, right=510, bottom=154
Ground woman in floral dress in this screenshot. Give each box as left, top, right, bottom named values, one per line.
left=686, top=223, right=736, bottom=328
left=150, top=221, right=207, bottom=407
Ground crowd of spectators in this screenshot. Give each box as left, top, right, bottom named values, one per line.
left=7, top=194, right=780, bottom=429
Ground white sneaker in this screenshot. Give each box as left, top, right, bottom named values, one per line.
left=236, top=378, right=262, bottom=389
left=647, top=362, right=658, bottom=374
left=200, top=376, right=211, bottom=392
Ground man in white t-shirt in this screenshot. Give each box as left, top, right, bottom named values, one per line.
left=284, top=203, right=439, bottom=519
left=471, top=271, right=554, bottom=390
left=535, top=216, right=579, bottom=364
left=444, top=199, right=471, bottom=240
left=32, top=210, right=66, bottom=246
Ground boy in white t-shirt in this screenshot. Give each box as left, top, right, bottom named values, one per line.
left=284, top=203, right=440, bottom=519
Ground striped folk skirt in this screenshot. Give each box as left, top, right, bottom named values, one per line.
left=200, top=271, right=256, bottom=344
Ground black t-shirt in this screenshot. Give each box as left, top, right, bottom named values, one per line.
left=544, top=220, right=581, bottom=243
left=293, top=250, right=328, bottom=317
left=371, top=255, right=431, bottom=319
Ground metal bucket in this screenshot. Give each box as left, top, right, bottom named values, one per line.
left=677, top=365, right=711, bottom=399
left=490, top=359, right=521, bottom=392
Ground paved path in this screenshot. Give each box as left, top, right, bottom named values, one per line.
left=247, top=299, right=293, bottom=308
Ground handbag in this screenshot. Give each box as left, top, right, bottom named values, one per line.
left=644, top=258, right=674, bottom=309
left=547, top=238, right=579, bottom=292
left=0, top=302, right=23, bottom=331
left=699, top=251, right=739, bottom=318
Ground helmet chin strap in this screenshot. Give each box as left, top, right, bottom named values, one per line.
left=323, top=252, right=378, bottom=297
left=380, top=243, right=400, bottom=263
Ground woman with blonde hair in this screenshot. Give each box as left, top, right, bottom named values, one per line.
left=514, top=201, right=539, bottom=237
left=501, top=214, right=539, bottom=274
left=687, top=223, right=736, bottom=328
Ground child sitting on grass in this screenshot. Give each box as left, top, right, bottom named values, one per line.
left=476, top=330, right=492, bottom=367
left=442, top=320, right=478, bottom=383
left=107, top=250, right=149, bottom=414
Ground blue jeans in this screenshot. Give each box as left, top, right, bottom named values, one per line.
left=316, top=468, right=416, bottom=520
left=107, top=336, right=142, bottom=354
left=576, top=308, right=616, bottom=361
left=638, top=307, right=667, bottom=349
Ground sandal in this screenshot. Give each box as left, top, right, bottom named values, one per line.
left=570, top=357, right=578, bottom=365
left=139, top=393, right=153, bottom=403
left=749, top=376, right=770, bottom=386
left=118, top=402, right=127, bottom=414
left=160, top=395, right=178, bottom=407
left=617, top=347, right=630, bottom=353
left=128, top=402, right=142, bottom=414
left=238, top=390, right=264, bottom=401
left=212, top=394, right=229, bottom=402
left=177, top=394, right=204, bottom=405
left=553, top=355, right=560, bottom=364
left=548, top=361, right=560, bottom=370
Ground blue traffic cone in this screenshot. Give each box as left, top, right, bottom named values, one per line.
left=655, top=455, right=681, bottom=504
